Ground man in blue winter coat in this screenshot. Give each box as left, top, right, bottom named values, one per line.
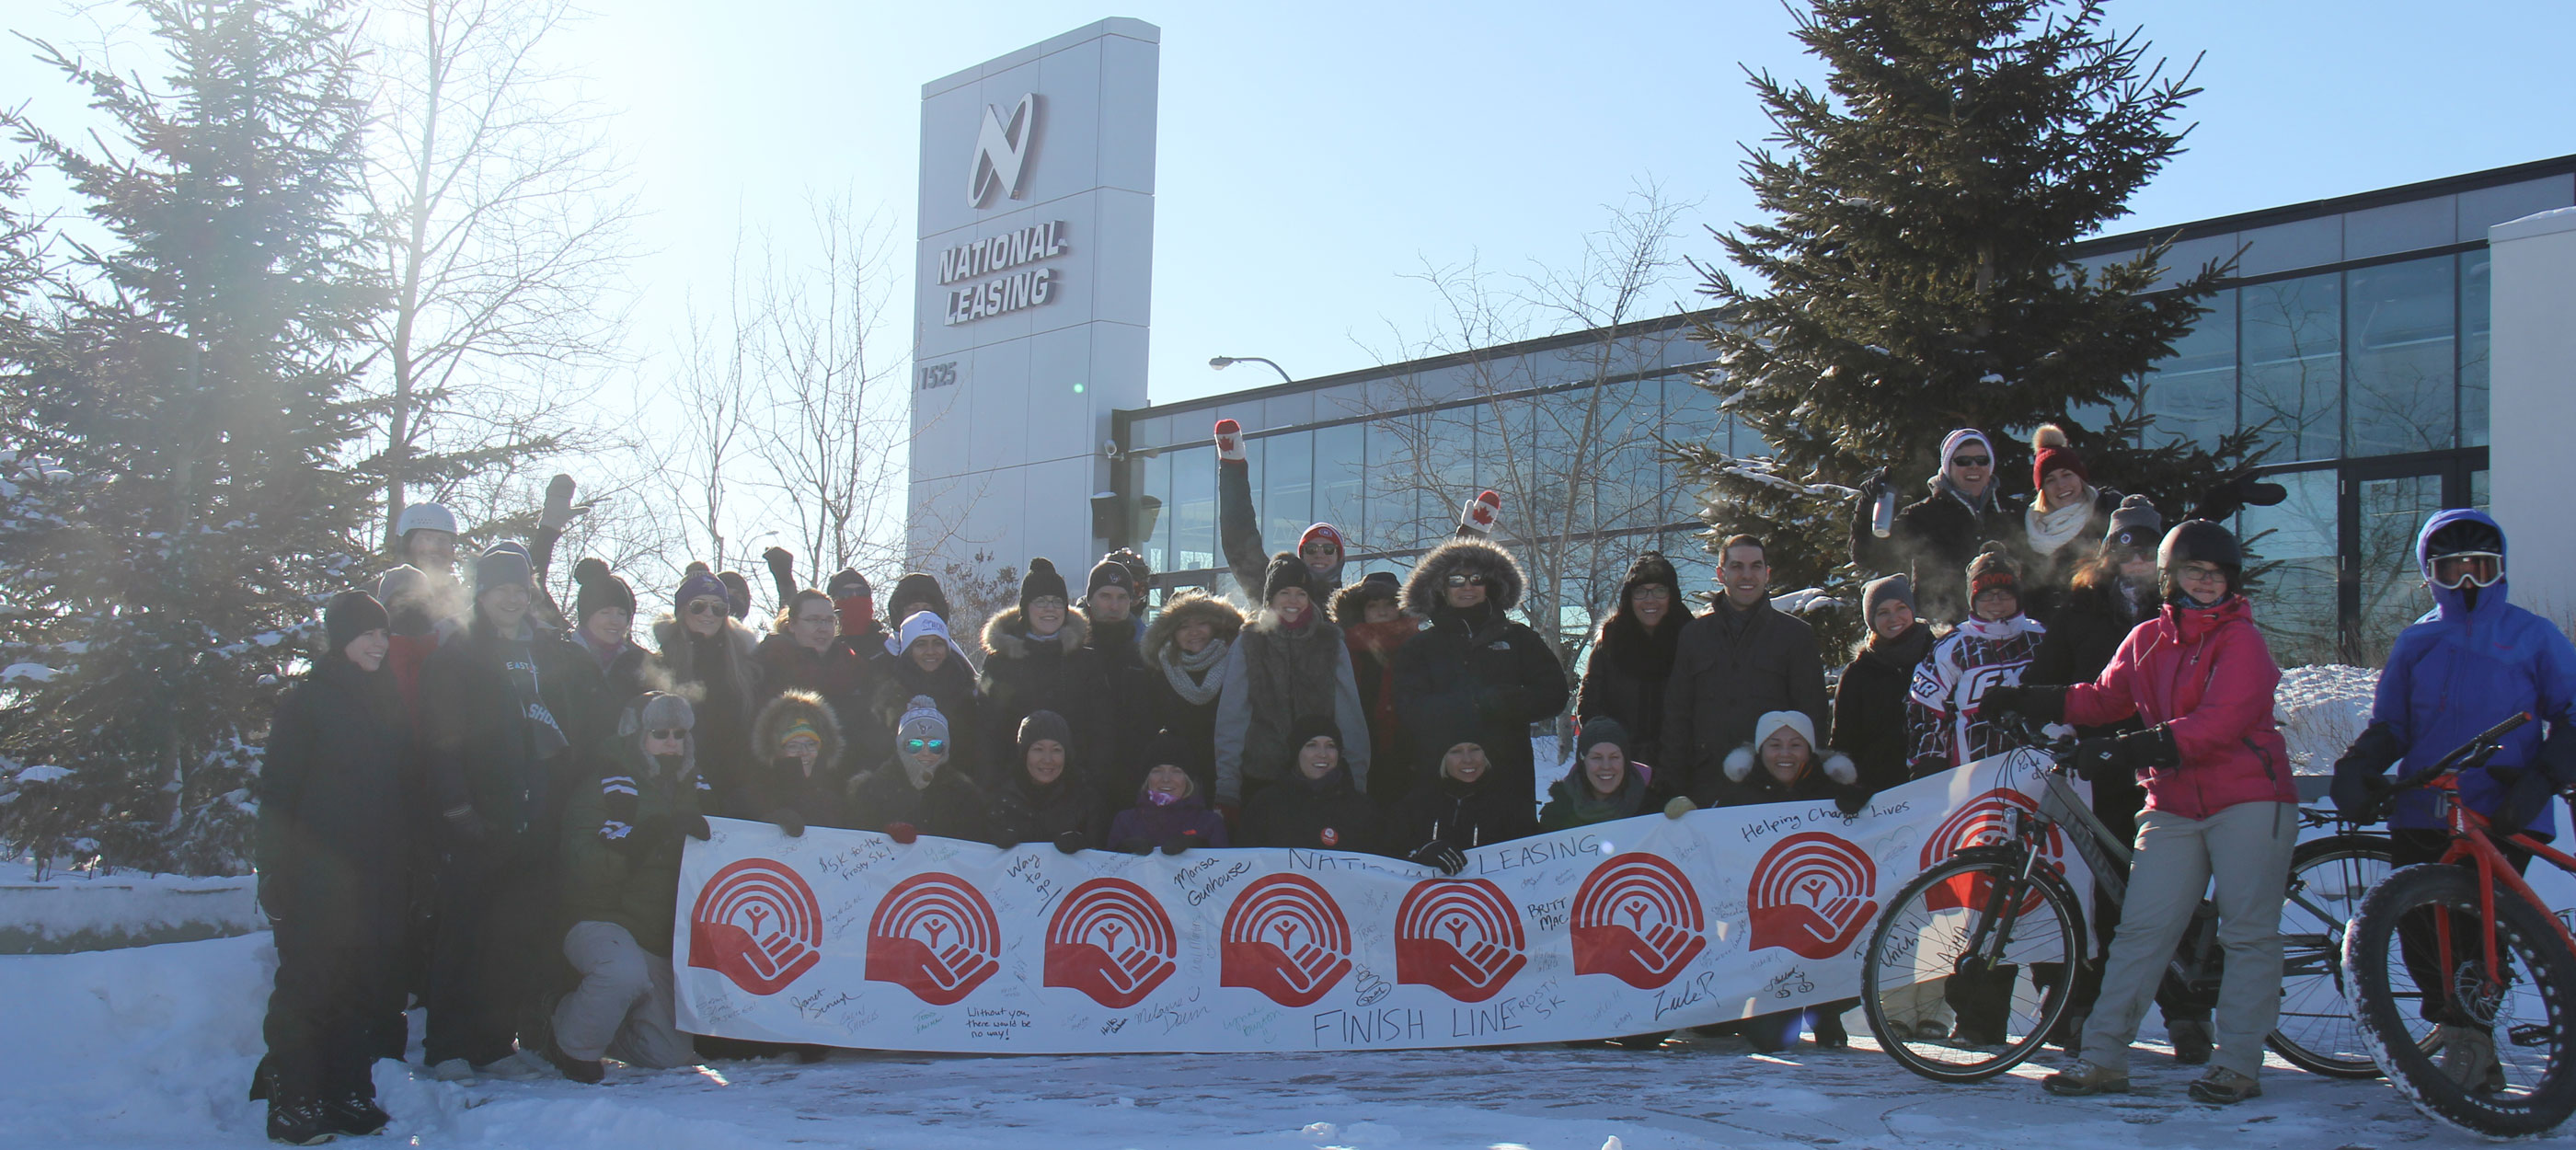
left=2333, top=508, right=2576, bottom=1088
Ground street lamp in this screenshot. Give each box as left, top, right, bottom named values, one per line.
left=1208, top=355, right=1293, bottom=385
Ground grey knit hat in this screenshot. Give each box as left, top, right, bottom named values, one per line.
left=2105, top=494, right=2165, bottom=551
left=1862, top=573, right=1915, bottom=620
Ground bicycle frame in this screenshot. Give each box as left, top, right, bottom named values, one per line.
left=2426, top=777, right=2576, bottom=1014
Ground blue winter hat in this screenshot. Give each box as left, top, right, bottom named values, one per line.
left=473, top=545, right=531, bottom=595
left=675, top=569, right=728, bottom=613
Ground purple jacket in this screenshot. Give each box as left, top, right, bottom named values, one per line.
left=1106, top=793, right=1231, bottom=853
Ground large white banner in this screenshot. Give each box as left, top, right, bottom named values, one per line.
left=672, top=751, right=2089, bottom=1053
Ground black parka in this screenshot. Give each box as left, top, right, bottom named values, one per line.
left=1662, top=597, right=1831, bottom=806
left=1241, top=762, right=1383, bottom=854
left=1392, top=540, right=1569, bottom=805
left=258, top=657, right=413, bottom=946
left=1830, top=622, right=1935, bottom=799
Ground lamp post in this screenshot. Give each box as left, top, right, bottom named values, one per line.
left=1207, top=355, right=1293, bottom=385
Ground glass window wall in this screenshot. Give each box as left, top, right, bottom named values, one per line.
left=2143, top=288, right=2237, bottom=453
left=2240, top=272, right=2342, bottom=463
left=2346, top=257, right=2456, bottom=455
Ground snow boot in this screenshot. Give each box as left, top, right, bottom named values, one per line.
left=546, top=1049, right=605, bottom=1085
left=1946, top=962, right=2018, bottom=1046
left=1810, top=1005, right=1850, bottom=1049
left=2186, top=1066, right=2261, bottom=1104
left=322, top=1092, right=390, bottom=1137
left=2166, top=1017, right=2214, bottom=1065
left=268, top=1098, right=339, bottom=1144
left=2040, top=1059, right=2130, bottom=1097
left=247, top=1054, right=276, bottom=1101
left=2437, top=1024, right=2507, bottom=1093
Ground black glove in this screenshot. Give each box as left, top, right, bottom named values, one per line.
left=2071, top=727, right=2177, bottom=783
left=2193, top=470, right=2290, bottom=522
left=1127, top=839, right=1155, bottom=857
left=2489, top=765, right=2559, bottom=838
left=1861, top=466, right=1892, bottom=500
left=765, top=808, right=806, bottom=838
left=1159, top=835, right=1193, bottom=856
left=2331, top=770, right=2395, bottom=822
left=763, top=546, right=795, bottom=581
left=1409, top=841, right=1467, bottom=876
left=1053, top=831, right=1087, bottom=855
left=1834, top=789, right=1869, bottom=817
left=1978, top=684, right=2064, bottom=725
left=678, top=812, right=712, bottom=841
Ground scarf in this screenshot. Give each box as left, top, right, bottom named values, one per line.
left=1554, top=763, right=1645, bottom=824
left=1160, top=636, right=1231, bottom=706
left=2025, top=486, right=2097, bottom=558
left=1866, top=620, right=1935, bottom=673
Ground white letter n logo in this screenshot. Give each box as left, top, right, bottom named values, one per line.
left=968, top=93, right=1039, bottom=210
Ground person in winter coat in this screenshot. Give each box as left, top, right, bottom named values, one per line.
left=1575, top=551, right=1697, bottom=776
left=1392, top=538, right=1569, bottom=811
left=2329, top=510, right=2576, bottom=1088
left=980, top=558, right=1112, bottom=788
left=757, top=547, right=889, bottom=658
left=568, top=559, right=658, bottom=717
left=1852, top=428, right=2027, bottom=625
left=1982, top=521, right=2298, bottom=1106
left=2022, top=498, right=2205, bottom=1059
left=1136, top=590, right=1245, bottom=802
left=755, top=588, right=876, bottom=736
left=2020, top=426, right=2127, bottom=624
left=256, top=592, right=411, bottom=1143
left=1697, top=710, right=1865, bottom=1052
left=1080, top=549, right=1157, bottom=777
left=1386, top=741, right=1539, bottom=875
left=1214, top=552, right=1374, bottom=810
left=1334, top=572, right=1418, bottom=796
left=548, top=692, right=709, bottom=1083
left=1240, top=717, right=1381, bottom=853
left=863, top=610, right=981, bottom=776
left=653, top=568, right=764, bottom=816
left=731, top=688, right=863, bottom=834
left=1108, top=730, right=1232, bottom=854
left=1831, top=575, right=1933, bottom=799
left=1665, top=535, right=1831, bottom=806
left=377, top=565, right=440, bottom=727
left=419, top=545, right=599, bottom=1078
left=990, top=710, right=1108, bottom=853
left=847, top=696, right=992, bottom=843
left=1216, top=415, right=1351, bottom=601
left=1538, top=719, right=1664, bottom=831
left=1906, top=546, right=2047, bottom=776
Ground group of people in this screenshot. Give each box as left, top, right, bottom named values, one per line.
left=248, top=423, right=2576, bottom=1142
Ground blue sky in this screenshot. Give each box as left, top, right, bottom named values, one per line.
left=7, top=1, right=2573, bottom=411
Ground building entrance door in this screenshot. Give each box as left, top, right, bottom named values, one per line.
left=2336, top=450, right=2487, bottom=666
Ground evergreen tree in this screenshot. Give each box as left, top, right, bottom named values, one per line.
left=0, top=0, right=385, bottom=874
left=1675, top=0, right=2259, bottom=649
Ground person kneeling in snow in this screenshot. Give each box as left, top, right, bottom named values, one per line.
left=1685, top=710, right=1864, bottom=1052
left=548, top=692, right=710, bottom=1082
left=1109, top=730, right=1231, bottom=854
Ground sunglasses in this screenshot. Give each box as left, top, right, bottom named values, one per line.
left=2430, top=551, right=2504, bottom=590
left=685, top=599, right=726, bottom=616
left=905, top=738, right=948, bottom=753
left=647, top=729, right=688, bottom=742
left=1444, top=573, right=1489, bottom=588
left=1951, top=454, right=1992, bottom=468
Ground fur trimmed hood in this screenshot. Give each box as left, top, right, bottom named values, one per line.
left=981, top=604, right=1093, bottom=661
left=752, top=688, right=845, bottom=777
left=1722, top=743, right=1857, bottom=787
left=1331, top=577, right=1403, bottom=627
left=1143, top=589, right=1245, bottom=664
left=1401, top=538, right=1526, bottom=615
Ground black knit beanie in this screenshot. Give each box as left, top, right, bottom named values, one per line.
left=572, top=557, right=637, bottom=624
left=1262, top=551, right=1316, bottom=604
left=324, top=590, right=390, bottom=655
left=1020, top=558, right=1069, bottom=611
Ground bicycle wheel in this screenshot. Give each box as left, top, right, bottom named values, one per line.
left=2269, top=834, right=2397, bottom=1078
left=2344, top=862, right=2576, bottom=1137
left=1862, top=850, right=2082, bottom=1083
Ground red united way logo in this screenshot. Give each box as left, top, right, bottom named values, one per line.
left=863, top=872, right=1002, bottom=1005
left=1570, top=853, right=1708, bottom=989
left=1747, top=832, right=1880, bottom=960
left=1921, top=788, right=2064, bottom=913
left=1394, top=879, right=1527, bottom=1003
left=1045, top=878, right=1178, bottom=1008
left=688, top=858, right=823, bottom=995
left=1220, top=875, right=1353, bottom=1007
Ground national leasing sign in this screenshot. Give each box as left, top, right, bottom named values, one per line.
left=673, top=753, right=2088, bottom=1054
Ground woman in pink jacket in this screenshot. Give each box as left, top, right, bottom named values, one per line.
left=1980, top=520, right=2296, bottom=1106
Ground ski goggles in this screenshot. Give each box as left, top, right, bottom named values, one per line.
left=2429, top=551, right=2503, bottom=590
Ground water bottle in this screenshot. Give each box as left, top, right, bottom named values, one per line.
left=1871, top=482, right=1897, bottom=538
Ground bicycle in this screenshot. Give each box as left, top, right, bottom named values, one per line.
left=1859, top=716, right=2390, bottom=1083
left=2341, top=711, right=2576, bottom=1136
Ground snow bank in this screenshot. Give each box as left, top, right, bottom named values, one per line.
left=0, top=933, right=274, bottom=1144
left=0, top=871, right=261, bottom=953
left=2276, top=663, right=2377, bottom=776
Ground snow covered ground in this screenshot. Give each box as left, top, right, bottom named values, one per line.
left=3, top=931, right=2549, bottom=1150
left=0, top=869, right=259, bottom=952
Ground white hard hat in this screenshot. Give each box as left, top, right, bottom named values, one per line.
left=396, top=501, right=457, bottom=536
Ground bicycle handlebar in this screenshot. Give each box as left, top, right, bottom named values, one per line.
left=2370, top=711, right=2533, bottom=821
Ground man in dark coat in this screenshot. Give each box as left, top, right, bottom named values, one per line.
left=1662, top=535, right=1831, bottom=807
left=257, top=592, right=410, bottom=1141
left=419, top=546, right=599, bottom=1077
left=1241, top=718, right=1381, bottom=854
left=1079, top=549, right=1157, bottom=778
left=979, top=558, right=1111, bottom=788
left=1392, top=537, right=1568, bottom=811
left=1574, top=551, right=1696, bottom=773
left=1851, top=428, right=2027, bottom=625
